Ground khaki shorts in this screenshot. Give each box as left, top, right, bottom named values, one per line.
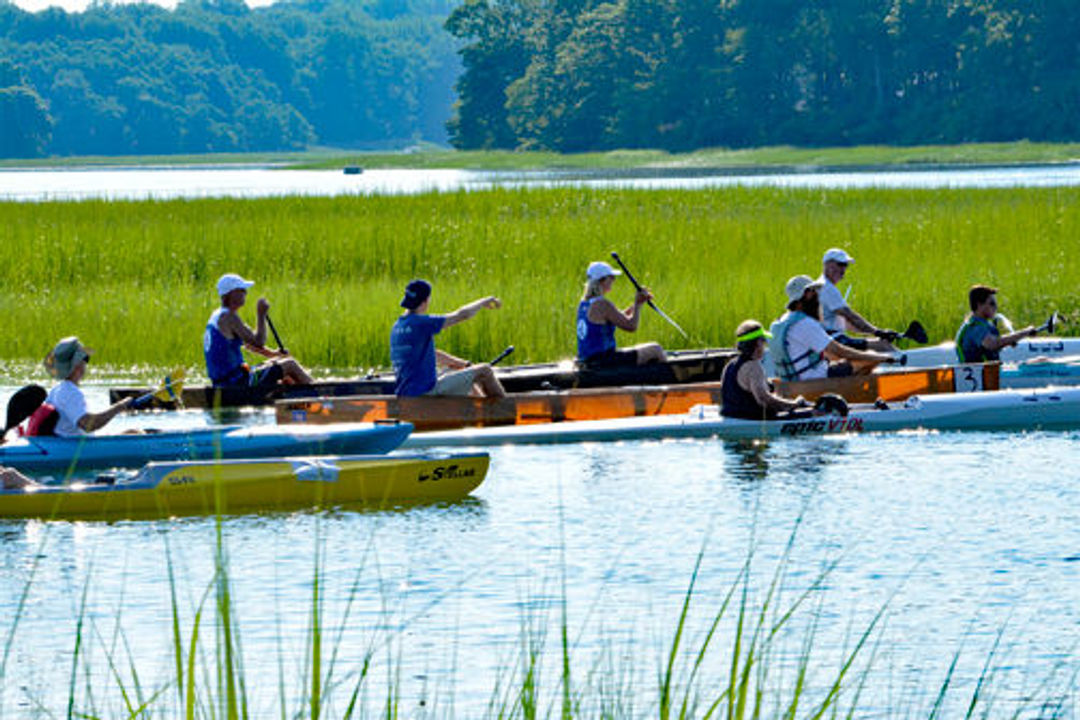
left=429, top=367, right=479, bottom=396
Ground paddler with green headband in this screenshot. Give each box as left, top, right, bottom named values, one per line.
left=720, top=320, right=810, bottom=420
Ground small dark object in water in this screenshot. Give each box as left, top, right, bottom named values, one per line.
left=343, top=166, right=363, bottom=175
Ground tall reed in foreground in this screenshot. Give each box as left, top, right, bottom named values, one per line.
left=1, top=185, right=1077, bottom=376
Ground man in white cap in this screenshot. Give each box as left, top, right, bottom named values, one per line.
left=204, top=273, right=312, bottom=389
left=817, top=248, right=899, bottom=352
left=41, top=336, right=137, bottom=436
left=769, top=275, right=898, bottom=382
left=576, top=260, right=666, bottom=366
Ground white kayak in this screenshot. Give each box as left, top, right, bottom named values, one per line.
left=904, top=337, right=1080, bottom=368
left=400, top=386, right=1080, bottom=447
left=1001, top=356, right=1080, bottom=389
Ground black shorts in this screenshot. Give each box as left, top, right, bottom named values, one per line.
left=582, top=348, right=640, bottom=368
left=250, top=363, right=285, bottom=389
left=827, top=361, right=854, bottom=378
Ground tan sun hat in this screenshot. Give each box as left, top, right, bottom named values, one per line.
left=44, top=336, right=92, bottom=379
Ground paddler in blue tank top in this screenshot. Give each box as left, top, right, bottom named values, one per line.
left=955, top=284, right=1037, bottom=363
left=390, top=279, right=507, bottom=397
left=720, top=320, right=809, bottom=420
left=576, top=261, right=666, bottom=366
left=204, top=273, right=313, bottom=388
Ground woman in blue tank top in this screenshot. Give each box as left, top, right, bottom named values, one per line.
left=576, top=261, right=667, bottom=366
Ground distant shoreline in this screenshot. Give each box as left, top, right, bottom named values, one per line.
left=3, top=141, right=1080, bottom=172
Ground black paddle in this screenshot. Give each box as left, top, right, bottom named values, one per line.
left=1035, top=312, right=1060, bottom=335
left=489, top=345, right=515, bottom=366
left=876, top=320, right=928, bottom=345
left=609, top=252, right=689, bottom=339
left=3, top=385, right=47, bottom=438
left=266, top=313, right=287, bottom=354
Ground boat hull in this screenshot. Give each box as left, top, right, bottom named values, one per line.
left=108, top=349, right=736, bottom=409
left=400, top=387, right=1080, bottom=447
left=0, top=452, right=488, bottom=520
left=0, top=422, right=412, bottom=473
left=903, top=337, right=1080, bottom=368
left=276, top=383, right=728, bottom=430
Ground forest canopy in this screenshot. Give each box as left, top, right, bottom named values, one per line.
left=445, top=0, right=1080, bottom=152
left=0, top=0, right=460, bottom=157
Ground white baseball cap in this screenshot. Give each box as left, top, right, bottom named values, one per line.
left=216, top=273, right=255, bottom=296
left=784, top=275, right=824, bottom=304
left=822, top=248, right=855, bottom=265
left=586, top=261, right=621, bottom=282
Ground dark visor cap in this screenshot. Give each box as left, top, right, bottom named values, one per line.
left=401, top=279, right=432, bottom=309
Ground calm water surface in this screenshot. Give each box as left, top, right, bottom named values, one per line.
left=0, top=385, right=1077, bottom=717
left=2, top=163, right=1080, bottom=201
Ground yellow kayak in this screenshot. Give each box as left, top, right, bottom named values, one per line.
left=0, top=452, right=489, bottom=520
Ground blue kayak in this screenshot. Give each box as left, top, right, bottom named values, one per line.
left=0, top=422, right=412, bottom=473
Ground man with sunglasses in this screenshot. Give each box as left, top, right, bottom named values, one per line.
left=770, top=275, right=898, bottom=382
left=956, top=285, right=1037, bottom=363
left=818, top=248, right=899, bottom=352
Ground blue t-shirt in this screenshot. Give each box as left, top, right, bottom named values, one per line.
left=390, top=313, right=447, bottom=396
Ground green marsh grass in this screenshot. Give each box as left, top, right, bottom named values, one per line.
left=1, top=186, right=1078, bottom=378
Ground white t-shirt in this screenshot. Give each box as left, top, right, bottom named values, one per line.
left=818, top=275, right=848, bottom=334
left=45, top=380, right=88, bottom=437
left=784, top=314, right=833, bottom=380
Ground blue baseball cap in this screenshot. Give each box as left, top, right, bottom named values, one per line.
left=401, top=279, right=432, bottom=309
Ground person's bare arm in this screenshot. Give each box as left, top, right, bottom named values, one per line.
left=443, top=296, right=501, bottom=329
left=77, top=397, right=133, bottom=432
left=984, top=326, right=1037, bottom=351
left=836, top=306, right=878, bottom=334
left=587, top=291, right=650, bottom=331
left=218, top=304, right=269, bottom=349
left=742, top=362, right=803, bottom=412
left=435, top=349, right=471, bottom=370
left=824, top=340, right=895, bottom=365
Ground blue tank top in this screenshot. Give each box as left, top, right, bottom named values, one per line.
left=576, top=299, right=616, bottom=362
left=204, top=308, right=245, bottom=385
left=720, top=355, right=773, bottom=420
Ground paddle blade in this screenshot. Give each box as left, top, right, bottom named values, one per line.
left=903, top=320, right=928, bottom=344
left=4, top=384, right=46, bottom=434
left=1040, top=312, right=1061, bottom=335
left=153, top=367, right=187, bottom=406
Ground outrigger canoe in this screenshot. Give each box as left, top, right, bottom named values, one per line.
left=0, top=422, right=411, bottom=473
left=0, top=452, right=488, bottom=520
left=276, top=364, right=1003, bottom=431
left=107, top=349, right=736, bottom=409
left=399, top=386, right=1080, bottom=448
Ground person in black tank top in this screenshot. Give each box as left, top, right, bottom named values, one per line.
left=721, top=320, right=810, bottom=420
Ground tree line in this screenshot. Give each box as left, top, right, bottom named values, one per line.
left=444, top=0, right=1080, bottom=152
left=0, top=0, right=459, bottom=158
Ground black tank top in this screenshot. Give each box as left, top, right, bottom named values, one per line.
left=720, top=355, right=773, bottom=420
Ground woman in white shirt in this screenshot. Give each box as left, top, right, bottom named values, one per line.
left=43, top=337, right=134, bottom=436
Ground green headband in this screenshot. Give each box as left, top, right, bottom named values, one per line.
left=736, top=327, right=772, bottom=343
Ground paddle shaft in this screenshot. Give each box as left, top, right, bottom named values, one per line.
left=609, top=252, right=689, bottom=339
left=266, top=314, right=287, bottom=354
left=490, top=345, right=515, bottom=366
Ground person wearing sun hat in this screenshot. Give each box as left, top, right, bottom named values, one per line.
left=204, top=272, right=312, bottom=389
left=576, top=260, right=666, bottom=367
left=816, top=247, right=900, bottom=352
left=41, top=336, right=136, bottom=436
left=769, top=275, right=898, bottom=382
left=720, top=320, right=809, bottom=420
left=390, top=278, right=506, bottom=397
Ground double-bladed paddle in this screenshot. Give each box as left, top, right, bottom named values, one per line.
left=1035, top=312, right=1061, bottom=335
left=3, top=384, right=47, bottom=439
left=129, top=367, right=187, bottom=410
left=876, top=320, right=928, bottom=345
left=609, top=252, right=689, bottom=339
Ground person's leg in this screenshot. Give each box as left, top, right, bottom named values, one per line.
left=278, top=357, right=313, bottom=385
left=470, top=364, right=506, bottom=398
left=1, top=467, right=35, bottom=489
left=431, top=368, right=480, bottom=396
left=633, top=343, right=667, bottom=365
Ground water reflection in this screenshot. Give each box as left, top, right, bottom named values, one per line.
left=723, top=437, right=846, bottom=486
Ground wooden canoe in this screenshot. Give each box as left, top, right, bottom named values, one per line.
left=777, top=362, right=1001, bottom=403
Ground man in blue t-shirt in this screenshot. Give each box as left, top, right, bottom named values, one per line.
left=955, top=284, right=1037, bottom=363
left=390, top=279, right=507, bottom=397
